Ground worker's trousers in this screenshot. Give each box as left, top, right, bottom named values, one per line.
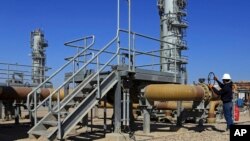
left=223, top=101, right=234, bottom=129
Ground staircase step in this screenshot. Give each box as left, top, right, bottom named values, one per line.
left=53, top=111, right=70, bottom=116
left=30, top=130, right=51, bottom=137
left=64, top=102, right=76, bottom=107
left=42, top=120, right=58, bottom=126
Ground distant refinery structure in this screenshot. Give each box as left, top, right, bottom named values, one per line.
left=158, top=0, right=187, bottom=77
left=30, top=29, right=48, bottom=85
left=0, top=1, right=249, bottom=141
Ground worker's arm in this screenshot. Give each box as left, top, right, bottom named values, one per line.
left=214, top=76, right=224, bottom=88
left=212, top=86, right=228, bottom=96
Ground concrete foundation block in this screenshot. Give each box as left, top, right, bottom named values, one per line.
left=104, top=133, right=130, bottom=141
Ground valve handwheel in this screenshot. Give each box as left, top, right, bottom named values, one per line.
left=207, top=72, right=216, bottom=86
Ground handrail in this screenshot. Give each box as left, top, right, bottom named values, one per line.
left=0, top=62, right=52, bottom=70
left=118, top=29, right=188, bottom=70
left=26, top=35, right=95, bottom=111
left=119, top=29, right=185, bottom=48
left=50, top=35, right=119, bottom=113
left=120, top=47, right=183, bottom=61
left=135, top=47, right=185, bottom=56
left=53, top=51, right=118, bottom=113
left=65, top=44, right=116, bottom=55
left=64, top=36, right=94, bottom=46
left=29, top=35, right=117, bottom=113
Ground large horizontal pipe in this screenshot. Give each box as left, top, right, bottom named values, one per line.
left=144, top=84, right=208, bottom=101
left=154, top=101, right=193, bottom=110
left=0, top=86, right=64, bottom=100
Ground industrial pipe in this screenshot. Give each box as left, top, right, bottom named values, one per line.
left=98, top=101, right=139, bottom=109
left=207, top=100, right=221, bottom=123
left=145, top=84, right=212, bottom=101
left=154, top=101, right=193, bottom=110
left=0, top=86, right=64, bottom=100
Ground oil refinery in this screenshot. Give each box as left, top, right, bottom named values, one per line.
left=0, top=0, right=250, bottom=141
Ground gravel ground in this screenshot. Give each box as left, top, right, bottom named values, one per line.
left=0, top=109, right=249, bottom=141
left=131, top=112, right=250, bottom=141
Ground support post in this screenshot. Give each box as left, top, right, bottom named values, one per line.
left=104, top=95, right=107, bottom=134
left=177, top=101, right=182, bottom=126
left=114, top=72, right=121, bottom=133
left=0, top=101, right=2, bottom=119
left=143, top=99, right=150, bottom=134
left=14, top=103, right=20, bottom=124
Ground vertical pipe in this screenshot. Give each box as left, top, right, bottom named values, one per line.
left=34, top=92, right=37, bottom=124
left=7, top=65, right=9, bottom=86
left=123, top=90, right=126, bottom=126
left=83, top=38, right=87, bottom=73
left=128, top=0, right=131, bottom=71
left=73, top=59, right=75, bottom=89
left=91, top=108, right=93, bottom=132
left=117, top=0, right=120, bottom=65
left=57, top=90, right=61, bottom=139
left=132, top=33, right=135, bottom=71
left=126, top=89, right=130, bottom=126
left=77, top=47, right=79, bottom=69
left=174, top=47, right=177, bottom=82
left=97, top=56, right=100, bottom=99
left=57, top=108, right=62, bottom=139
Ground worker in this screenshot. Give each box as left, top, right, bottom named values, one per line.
left=208, top=73, right=234, bottom=130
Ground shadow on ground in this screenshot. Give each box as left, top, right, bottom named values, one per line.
left=0, top=122, right=31, bottom=141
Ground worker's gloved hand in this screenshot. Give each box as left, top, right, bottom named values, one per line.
left=208, top=84, right=213, bottom=89
left=213, top=76, right=218, bottom=81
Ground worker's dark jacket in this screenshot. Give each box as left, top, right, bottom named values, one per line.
left=212, top=80, right=233, bottom=103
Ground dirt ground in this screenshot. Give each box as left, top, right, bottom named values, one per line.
left=0, top=108, right=250, bottom=141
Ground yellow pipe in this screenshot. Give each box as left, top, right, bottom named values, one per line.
left=154, top=101, right=193, bottom=110
left=207, top=100, right=221, bottom=123
left=0, top=86, right=64, bottom=100
left=145, top=84, right=206, bottom=101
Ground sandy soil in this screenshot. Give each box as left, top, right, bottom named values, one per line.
left=0, top=109, right=250, bottom=141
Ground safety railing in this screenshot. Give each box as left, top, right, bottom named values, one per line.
left=26, top=28, right=188, bottom=125
left=50, top=35, right=119, bottom=114
left=26, top=35, right=95, bottom=123
left=0, top=62, right=51, bottom=86
left=118, top=29, right=188, bottom=71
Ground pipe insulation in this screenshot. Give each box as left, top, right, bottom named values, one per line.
left=145, top=84, right=211, bottom=101
left=0, top=86, right=64, bottom=100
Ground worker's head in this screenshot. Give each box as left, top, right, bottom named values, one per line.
left=222, top=73, right=231, bottom=83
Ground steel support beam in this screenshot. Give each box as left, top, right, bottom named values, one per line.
left=114, top=72, right=121, bottom=133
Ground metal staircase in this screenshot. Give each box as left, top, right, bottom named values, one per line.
left=29, top=71, right=117, bottom=140
left=26, top=35, right=120, bottom=140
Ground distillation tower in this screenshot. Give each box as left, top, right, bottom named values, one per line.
left=158, top=0, right=188, bottom=81
left=30, top=29, right=48, bottom=85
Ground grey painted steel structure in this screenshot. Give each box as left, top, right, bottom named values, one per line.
left=26, top=0, right=189, bottom=140
left=30, top=29, right=48, bottom=84
left=158, top=0, right=188, bottom=80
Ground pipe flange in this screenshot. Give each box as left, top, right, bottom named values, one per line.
left=199, top=83, right=211, bottom=101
